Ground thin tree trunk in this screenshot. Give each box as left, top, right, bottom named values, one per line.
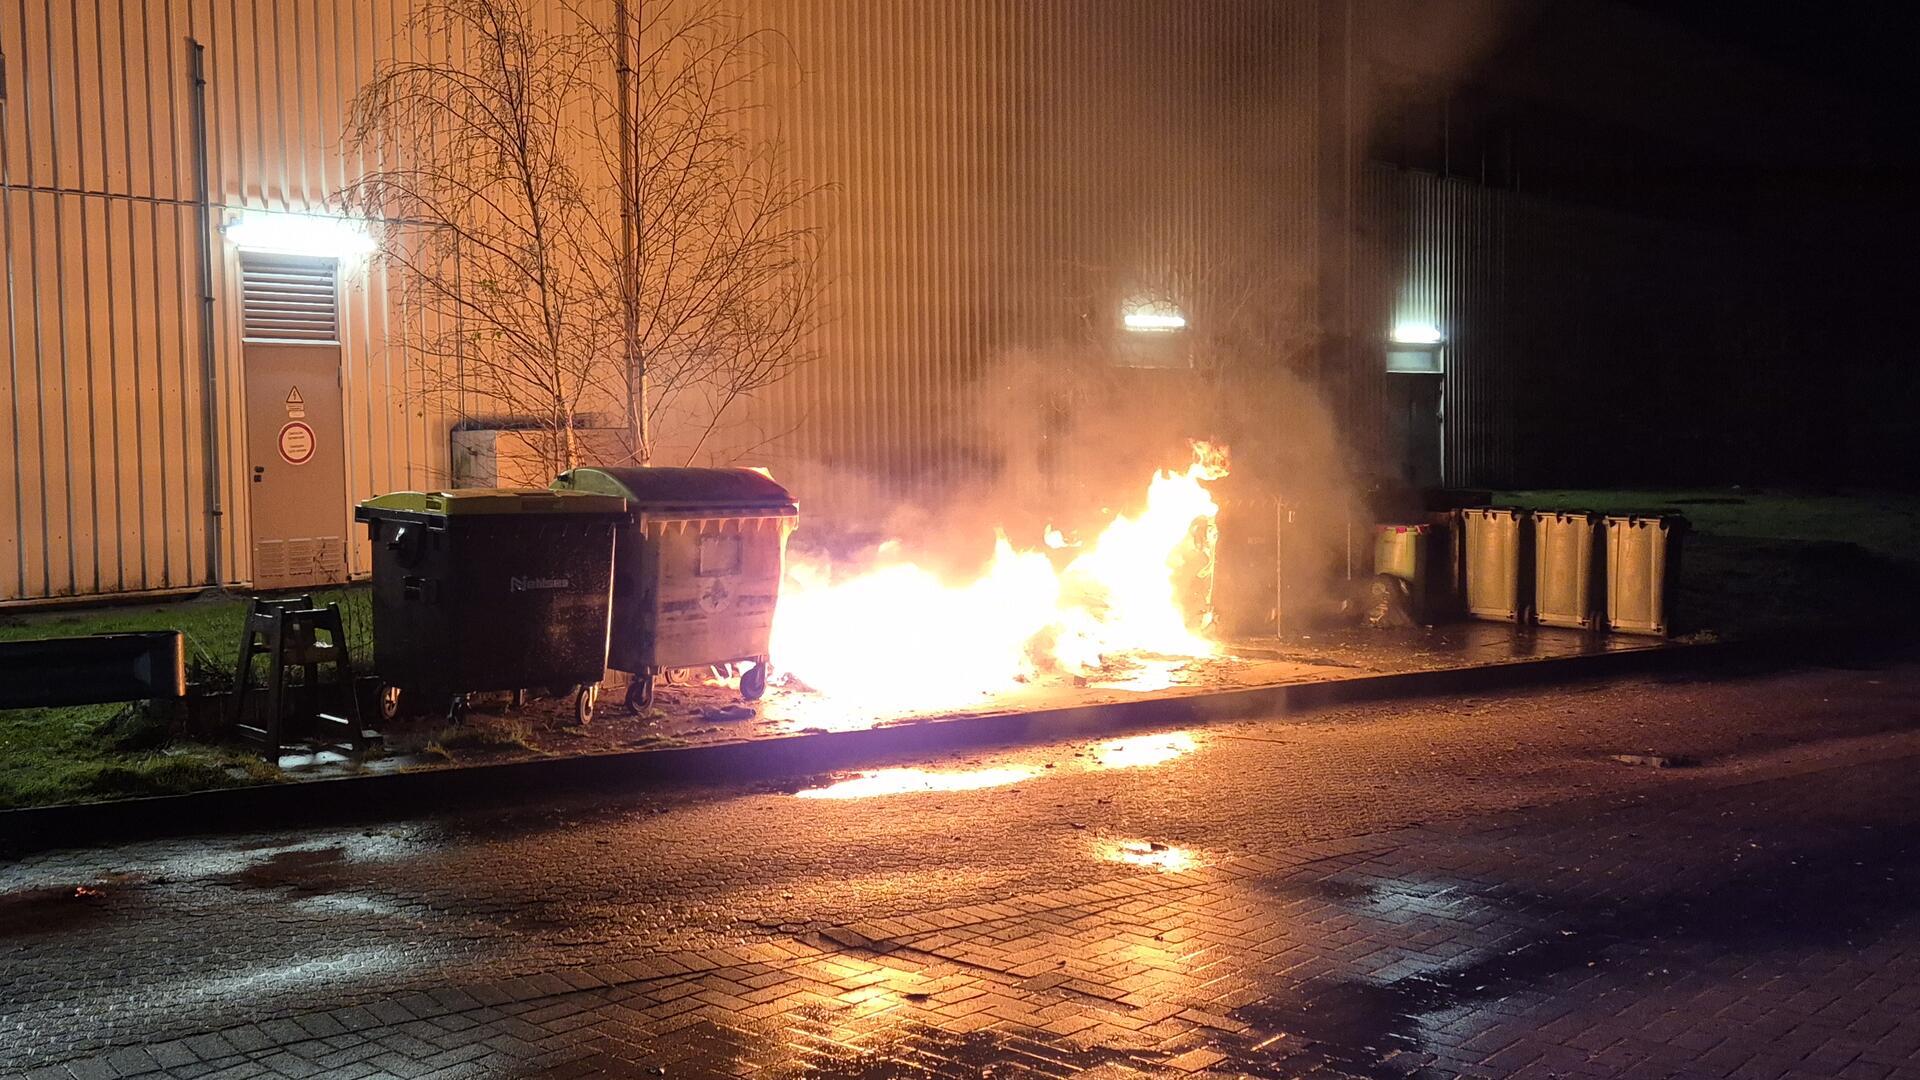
left=615, top=0, right=647, bottom=464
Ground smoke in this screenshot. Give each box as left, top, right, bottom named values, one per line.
left=747, top=0, right=1536, bottom=627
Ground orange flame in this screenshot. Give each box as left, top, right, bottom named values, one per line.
left=770, top=442, right=1228, bottom=711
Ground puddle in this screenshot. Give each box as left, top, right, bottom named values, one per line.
left=0, top=882, right=121, bottom=937
left=1100, top=839, right=1200, bottom=872
left=1090, top=731, right=1198, bottom=768
left=1230, top=823, right=1920, bottom=1077
left=794, top=766, right=1040, bottom=799
left=235, top=846, right=348, bottom=894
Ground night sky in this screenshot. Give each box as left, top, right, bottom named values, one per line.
left=1623, top=0, right=1920, bottom=102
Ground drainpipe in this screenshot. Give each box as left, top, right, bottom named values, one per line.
left=189, top=39, right=224, bottom=586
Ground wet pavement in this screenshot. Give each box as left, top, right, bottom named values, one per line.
left=5, top=654, right=1920, bottom=1078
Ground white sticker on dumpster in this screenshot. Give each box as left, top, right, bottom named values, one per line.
left=277, top=421, right=315, bottom=465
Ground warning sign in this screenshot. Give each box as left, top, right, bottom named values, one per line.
left=284, top=387, right=306, bottom=419
left=278, top=421, right=316, bottom=465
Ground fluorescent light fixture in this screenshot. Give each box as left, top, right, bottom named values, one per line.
left=1390, top=324, right=1445, bottom=345
left=227, top=209, right=375, bottom=259
left=1123, top=304, right=1187, bottom=332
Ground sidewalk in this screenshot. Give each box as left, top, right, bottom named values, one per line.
left=351, top=622, right=1675, bottom=769
left=0, top=623, right=1697, bottom=848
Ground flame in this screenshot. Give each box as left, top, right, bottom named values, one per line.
left=770, top=442, right=1228, bottom=712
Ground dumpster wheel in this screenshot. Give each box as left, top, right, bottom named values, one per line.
left=574, top=684, right=599, bottom=725
left=625, top=674, right=655, bottom=712
left=740, top=659, right=768, bottom=701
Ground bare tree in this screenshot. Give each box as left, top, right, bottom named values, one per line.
left=341, top=0, right=823, bottom=476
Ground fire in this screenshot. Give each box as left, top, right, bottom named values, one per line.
left=769, top=442, right=1228, bottom=712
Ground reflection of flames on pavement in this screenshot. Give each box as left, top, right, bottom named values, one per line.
left=1102, top=840, right=1198, bottom=872
left=769, top=443, right=1229, bottom=712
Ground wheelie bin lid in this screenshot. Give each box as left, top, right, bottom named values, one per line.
left=354, top=488, right=628, bottom=518
left=552, top=467, right=797, bottom=515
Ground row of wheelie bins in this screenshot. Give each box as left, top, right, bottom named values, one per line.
left=1373, top=508, right=1685, bottom=635
left=353, top=468, right=797, bottom=722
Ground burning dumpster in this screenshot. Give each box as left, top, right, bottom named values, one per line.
left=354, top=489, right=626, bottom=724
left=550, top=467, right=798, bottom=709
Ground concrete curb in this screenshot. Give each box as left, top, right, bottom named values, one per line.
left=0, top=638, right=1747, bottom=852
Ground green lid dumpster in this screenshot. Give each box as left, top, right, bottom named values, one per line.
left=551, top=467, right=798, bottom=709
left=353, top=488, right=627, bottom=724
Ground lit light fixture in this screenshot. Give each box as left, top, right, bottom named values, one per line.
left=1122, top=302, right=1187, bottom=333
left=1390, top=324, right=1445, bottom=345
left=227, top=209, right=375, bottom=259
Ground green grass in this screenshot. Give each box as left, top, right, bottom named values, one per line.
left=1499, top=489, right=1920, bottom=639
left=0, top=586, right=372, bottom=809
left=0, top=586, right=373, bottom=688
left=0, top=701, right=280, bottom=810
left=419, top=716, right=539, bottom=759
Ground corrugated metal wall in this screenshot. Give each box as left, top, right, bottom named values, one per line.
left=1, top=1, right=205, bottom=601
left=2, top=0, right=1326, bottom=602
left=1356, top=164, right=1512, bottom=486
left=727, top=0, right=1325, bottom=522
left=0, top=1, right=581, bottom=602
left=1359, top=163, right=1787, bottom=488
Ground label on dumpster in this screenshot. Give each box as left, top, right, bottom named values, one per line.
left=698, top=577, right=733, bottom=613
left=510, top=575, right=570, bottom=592
left=277, top=421, right=315, bottom=465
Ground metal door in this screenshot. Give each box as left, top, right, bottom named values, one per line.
left=1386, top=373, right=1444, bottom=489
left=239, top=252, right=348, bottom=590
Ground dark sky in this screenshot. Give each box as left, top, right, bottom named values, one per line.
left=1620, top=0, right=1920, bottom=100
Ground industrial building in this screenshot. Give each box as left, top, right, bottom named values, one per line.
left=0, top=0, right=1870, bottom=603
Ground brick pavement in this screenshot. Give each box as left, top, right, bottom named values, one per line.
left=8, top=663, right=1920, bottom=1078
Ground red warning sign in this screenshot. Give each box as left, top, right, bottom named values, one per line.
left=277, top=421, right=316, bottom=465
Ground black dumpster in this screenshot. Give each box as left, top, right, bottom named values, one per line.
left=354, top=488, right=627, bottom=723
left=550, top=467, right=797, bottom=709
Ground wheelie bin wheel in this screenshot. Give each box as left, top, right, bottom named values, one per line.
left=740, top=659, right=768, bottom=701
left=574, top=684, right=599, bottom=726
left=625, top=674, right=655, bottom=712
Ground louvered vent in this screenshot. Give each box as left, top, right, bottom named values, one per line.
left=240, top=252, right=339, bottom=342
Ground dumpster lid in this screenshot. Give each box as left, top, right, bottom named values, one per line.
left=553, top=467, right=797, bottom=513
left=357, top=488, right=628, bottom=517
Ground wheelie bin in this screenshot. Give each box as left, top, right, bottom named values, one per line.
left=1461, top=507, right=1531, bottom=622
left=1605, top=514, right=1687, bottom=636
left=1533, top=510, right=1604, bottom=629
left=354, top=488, right=627, bottom=723
left=550, top=467, right=798, bottom=709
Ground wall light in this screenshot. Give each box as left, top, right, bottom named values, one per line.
left=1123, top=304, right=1187, bottom=333
left=227, top=209, right=375, bottom=260
left=1390, top=324, right=1445, bottom=346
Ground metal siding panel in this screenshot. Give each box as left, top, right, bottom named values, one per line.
left=5, top=0, right=1325, bottom=599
